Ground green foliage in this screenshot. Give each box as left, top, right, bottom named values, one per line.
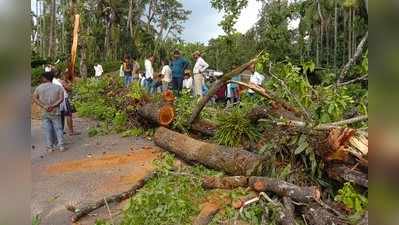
left=112, top=112, right=128, bottom=133
left=335, top=182, right=368, bottom=214
left=31, top=67, right=44, bottom=87
left=121, top=128, right=145, bottom=137
left=214, top=106, right=260, bottom=147
left=315, top=86, right=355, bottom=123
left=120, top=153, right=206, bottom=225
left=72, top=76, right=148, bottom=136
left=32, top=215, right=41, bottom=225
left=210, top=0, right=249, bottom=34
left=172, top=91, right=198, bottom=132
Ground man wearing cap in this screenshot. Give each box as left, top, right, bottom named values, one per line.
left=192, top=51, right=209, bottom=97
left=170, top=50, right=189, bottom=96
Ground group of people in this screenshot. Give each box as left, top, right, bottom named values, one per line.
left=34, top=66, right=80, bottom=152
left=119, top=50, right=209, bottom=97
left=34, top=50, right=265, bottom=153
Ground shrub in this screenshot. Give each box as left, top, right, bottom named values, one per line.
left=335, top=182, right=368, bottom=214
left=214, top=106, right=260, bottom=147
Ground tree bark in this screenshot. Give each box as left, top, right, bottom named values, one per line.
left=334, top=0, right=338, bottom=69
left=327, top=164, right=368, bottom=188
left=303, top=202, right=346, bottom=225
left=188, top=57, right=259, bottom=125
left=69, top=14, right=80, bottom=81
left=154, top=127, right=265, bottom=176
left=201, top=176, right=320, bottom=203
left=193, top=203, right=220, bottom=225
left=48, top=0, right=56, bottom=60
left=249, top=177, right=321, bottom=203
left=137, top=103, right=175, bottom=126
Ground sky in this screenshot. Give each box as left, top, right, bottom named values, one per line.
left=31, top=0, right=263, bottom=44
left=181, top=0, right=263, bottom=43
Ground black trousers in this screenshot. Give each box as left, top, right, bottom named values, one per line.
left=172, top=77, right=184, bottom=96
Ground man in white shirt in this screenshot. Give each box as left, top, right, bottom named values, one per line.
left=161, top=59, right=172, bottom=92
left=94, top=63, right=104, bottom=78
left=192, top=51, right=209, bottom=96
left=144, top=55, right=155, bottom=94
left=183, top=71, right=193, bottom=90
left=248, top=64, right=265, bottom=95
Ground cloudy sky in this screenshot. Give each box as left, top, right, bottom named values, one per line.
left=31, top=0, right=263, bottom=44
left=181, top=0, right=262, bottom=43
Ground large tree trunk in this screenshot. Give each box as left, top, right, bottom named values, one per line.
left=188, top=57, right=258, bottom=125
left=79, top=45, right=87, bottom=77
left=334, top=0, right=338, bottom=69
left=128, top=0, right=134, bottom=38
left=69, top=14, right=80, bottom=81
left=48, top=0, right=56, bottom=60
left=137, top=103, right=175, bottom=126
left=154, top=127, right=265, bottom=176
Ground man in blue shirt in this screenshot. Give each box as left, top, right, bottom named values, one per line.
left=170, top=50, right=189, bottom=96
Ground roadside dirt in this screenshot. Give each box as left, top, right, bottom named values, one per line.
left=31, top=117, right=162, bottom=225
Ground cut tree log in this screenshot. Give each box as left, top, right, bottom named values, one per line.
left=201, top=176, right=320, bottom=203
left=162, top=90, right=176, bottom=103
left=188, top=56, right=260, bottom=125
left=249, top=177, right=321, bottom=203
left=154, top=127, right=265, bottom=176
left=327, top=164, right=368, bottom=188
left=69, top=172, right=155, bottom=222
left=137, top=103, right=175, bottom=126
left=193, top=203, right=220, bottom=225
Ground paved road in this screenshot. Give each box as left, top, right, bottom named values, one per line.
left=31, top=118, right=161, bottom=225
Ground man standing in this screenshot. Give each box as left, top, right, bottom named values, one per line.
left=33, top=71, right=65, bottom=152
left=123, top=56, right=133, bottom=87
left=192, top=51, right=209, bottom=97
left=94, top=63, right=104, bottom=78
left=144, top=55, right=155, bottom=94
left=248, top=64, right=265, bottom=96
left=160, top=59, right=172, bottom=92
left=170, top=50, right=189, bottom=96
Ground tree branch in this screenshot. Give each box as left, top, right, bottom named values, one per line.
left=337, top=74, right=368, bottom=86
left=268, top=62, right=312, bottom=121
left=337, top=31, right=368, bottom=84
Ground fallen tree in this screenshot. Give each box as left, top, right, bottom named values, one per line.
left=137, top=103, right=175, bottom=126
left=202, top=176, right=320, bottom=203
left=154, top=127, right=265, bottom=176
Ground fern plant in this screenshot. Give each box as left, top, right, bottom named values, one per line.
left=214, top=106, right=261, bottom=147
